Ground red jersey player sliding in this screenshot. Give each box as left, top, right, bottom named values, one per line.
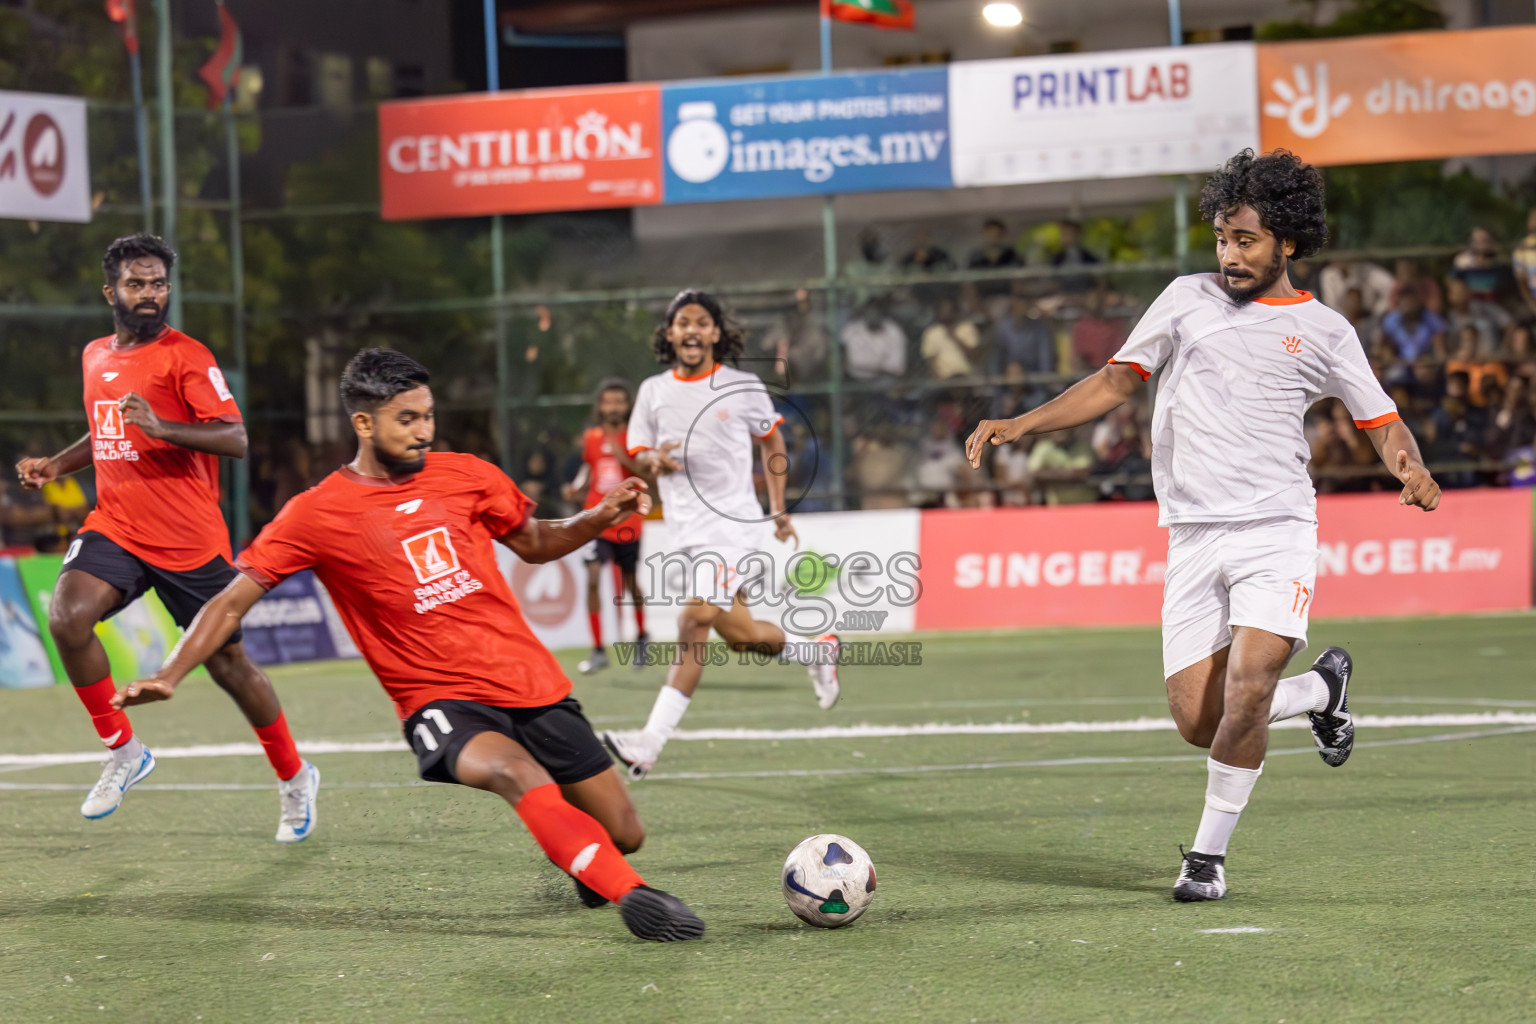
left=15, top=234, right=316, bottom=841
left=115, top=348, right=705, bottom=942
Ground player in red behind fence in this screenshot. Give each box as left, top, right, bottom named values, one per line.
left=15, top=234, right=315, bottom=841
left=115, top=347, right=704, bottom=942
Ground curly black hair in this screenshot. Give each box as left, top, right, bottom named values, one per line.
left=651, top=289, right=746, bottom=367
left=102, top=233, right=177, bottom=286
left=1199, top=149, right=1328, bottom=260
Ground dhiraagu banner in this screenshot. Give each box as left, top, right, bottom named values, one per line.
left=14, top=553, right=190, bottom=685
left=661, top=67, right=951, bottom=203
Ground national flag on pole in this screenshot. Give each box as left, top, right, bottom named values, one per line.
left=104, top=0, right=139, bottom=56
left=821, top=0, right=916, bottom=31
left=197, top=1, right=243, bottom=110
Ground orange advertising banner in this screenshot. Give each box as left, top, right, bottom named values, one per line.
left=1258, top=26, right=1536, bottom=166
left=378, top=85, right=663, bottom=220
left=915, top=489, right=1532, bottom=632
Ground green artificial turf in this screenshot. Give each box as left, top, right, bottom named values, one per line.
left=1, top=616, right=1533, bottom=1023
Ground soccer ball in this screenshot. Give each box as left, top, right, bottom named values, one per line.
left=781, top=833, right=876, bottom=928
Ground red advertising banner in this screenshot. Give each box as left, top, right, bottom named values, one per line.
left=915, top=490, right=1533, bottom=632
left=378, top=85, right=663, bottom=220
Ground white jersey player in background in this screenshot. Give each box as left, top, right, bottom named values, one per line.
left=603, top=290, right=840, bottom=779
left=966, top=149, right=1441, bottom=902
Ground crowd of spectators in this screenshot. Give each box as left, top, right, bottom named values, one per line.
left=8, top=215, right=1536, bottom=553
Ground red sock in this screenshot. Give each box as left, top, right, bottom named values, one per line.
left=253, top=711, right=303, bottom=781
left=589, top=611, right=603, bottom=648
left=514, top=783, right=644, bottom=903
left=74, top=677, right=133, bottom=750
left=632, top=596, right=646, bottom=636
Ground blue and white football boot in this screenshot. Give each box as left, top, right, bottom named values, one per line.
left=275, top=760, right=321, bottom=843
left=80, top=744, right=156, bottom=820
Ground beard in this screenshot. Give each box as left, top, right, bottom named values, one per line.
left=1220, top=248, right=1287, bottom=305
left=374, top=442, right=428, bottom=477
left=113, top=295, right=169, bottom=336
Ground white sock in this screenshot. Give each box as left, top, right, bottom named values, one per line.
left=110, top=735, right=144, bottom=762
left=641, top=685, right=691, bottom=746
left=1268, top=670, right=1331, bottom=723
left=1191, top=757, right=1263, bottom=857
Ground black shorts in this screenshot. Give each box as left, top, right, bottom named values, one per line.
left=403, top=697, right=614, bottom=786
left=586, top=537, right=640, bottom=573
left=64, top=530, right=243, bottom=645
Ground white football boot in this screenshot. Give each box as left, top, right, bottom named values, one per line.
left=80, top=744, right=156, bottom=820
left=275, top=760, right=320, bottom=843
left=602, top=730, right=662, bottom=781
left=810, top=633, right=841, bottom=710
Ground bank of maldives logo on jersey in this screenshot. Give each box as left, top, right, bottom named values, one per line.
left=93, top=400, right=124, bottom=440
left=403, top=527, right=460, bottom=584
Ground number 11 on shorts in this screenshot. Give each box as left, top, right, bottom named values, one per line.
left=1291, top=581, right=1311, bottom=617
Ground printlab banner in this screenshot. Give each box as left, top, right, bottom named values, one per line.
left=661, top=68, right=951, bottom=203
left=947, top=42, right=1259, bottom=187
left=1257, top=26, right=1536, bottom=166
left=378, top=85, right=664, bottom=219
left=0, top=90, right=90, bottom=223
left=915, top=490, right=1533, bottom=633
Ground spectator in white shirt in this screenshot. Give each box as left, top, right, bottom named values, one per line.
left=920, top=299, right=981, bottom=379
left=1320, top=260, right=1395, bottom=317
left=840, top=301, right=907, bottom=381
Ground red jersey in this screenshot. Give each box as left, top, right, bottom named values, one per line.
left=81, top=328, right=242, bottom=570
left=581, top=425, right=635, bottom=544
left=235, top=452, right=571, bottom=719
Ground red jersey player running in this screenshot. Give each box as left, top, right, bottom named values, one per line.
left=115, top=349, right=705, bottom=941
left=967, top=150, right=1441, bottom=902
left=15, top=234, right=316, bottom=840
left=562, top=378, right=650, bottom=674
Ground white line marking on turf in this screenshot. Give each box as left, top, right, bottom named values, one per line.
left=1199, top=927, right=1269, bottom=934
left=3, top=712, right=1535, bottom=768
left=1, top=725, right=1529, bottom=789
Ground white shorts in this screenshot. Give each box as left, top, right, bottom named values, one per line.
left=1161, top=517, right=1317, bottom=679
left=659, top=542, right=767, bottom=610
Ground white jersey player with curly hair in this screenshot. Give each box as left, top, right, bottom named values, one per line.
left=966, top=149, right=1442, bottom=902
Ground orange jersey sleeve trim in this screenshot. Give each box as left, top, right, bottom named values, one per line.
left=627, top=445, right=653, bottom=458
left=1253, top=290, right=1314, bottom=306
left=1108, top=359, right=1150, bottom=381
left=1353, top=411, right=1402, bottom=430
left=751, top=415, right=785, bottom=439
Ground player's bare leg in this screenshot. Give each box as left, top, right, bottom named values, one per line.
left=578, top=559, right=609, bottom=675
left=455, top=731, right=702, bottom=940
left=602, top=599, right=716, bottom=778
left=710, top=593, right=840, bottom=708
left=205, top=643, right=317, bottom=842
left=1165, top=627, right=1293, bottom=901
left=49, top=570, right=158, bottom=819
left=620, top=567, right=649, bottom=669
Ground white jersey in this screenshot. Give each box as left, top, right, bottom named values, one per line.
left=628, top=363, right=785, bottom=547
left=1111, top=274, right=1398, bottom=527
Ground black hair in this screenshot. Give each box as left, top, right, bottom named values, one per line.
left=983, top=217, right=1007, bottom=232
left=592, top=376, right=633, bottom=423
left=650, top=289, right=746, bottom=367
left=1199, top=149, right=1328, bottom=260
left=102, top=233, right=177, bottom=287
left=339, top=348, right=431, bottom=415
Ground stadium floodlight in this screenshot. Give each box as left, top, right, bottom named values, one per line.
left=982, top=2, right=1023, bottom=27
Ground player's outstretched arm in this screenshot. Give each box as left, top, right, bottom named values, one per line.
left=117, top=393, right=248, bottom=459
left=757, top=429, right=798, bottom=548
left=16, top=433, right=91, bottom=488
left=113, top=574, right=267, bottom=707
left=1364, top=419, right=1442, bottom=511
left=965, top=362, right=1144, bottom=469
left=501, top=477, right=652, bottom=564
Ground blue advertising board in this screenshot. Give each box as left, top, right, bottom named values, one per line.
left=241, top=570, right=340, bottom=668
left=661, top=68, right=951, bottom=203
left=0, top=557, right=52, bottom=688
